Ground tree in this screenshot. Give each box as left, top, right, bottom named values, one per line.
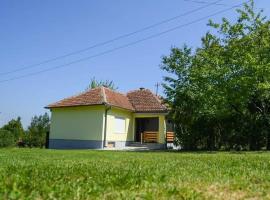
left=1, top=117, right=24, bottom=142
left=162, top=1, right=270, bottom=150
left=25, top=113, right=50, bottom=148
left=0, top=130, right=15, bottom=147
left=86, top=77, right=118, bottom=91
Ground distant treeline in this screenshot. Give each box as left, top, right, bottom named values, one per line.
left=0, top=113, right=50, bottom=148
left=162, top=1, right=270, bottom=150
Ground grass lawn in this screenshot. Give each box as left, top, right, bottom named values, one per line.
left=0, top=149, right=269, bottom=200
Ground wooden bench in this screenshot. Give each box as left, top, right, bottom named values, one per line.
left=166, top=131, right=174, bottom=143
left=140, top=131, right=174, bottom=143
left=142, top=131, right=158, bottom=143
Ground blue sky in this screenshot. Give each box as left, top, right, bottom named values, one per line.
left=0, top=0, right=269, bottom=128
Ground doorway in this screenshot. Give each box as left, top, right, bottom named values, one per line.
left=135, top=117, right=159, bottom=142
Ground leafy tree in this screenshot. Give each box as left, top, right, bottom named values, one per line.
left=162, top=1, right=270, bottom=150
left=86, top=77, right=118, bottom=91
left=25, top=113, right=50, bottom=148
left=1, top=117, right=24, bottom=142
left=0, top=130, right=15, bottom=147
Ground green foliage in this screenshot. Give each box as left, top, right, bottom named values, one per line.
left=0, top=130, right=15, bottom=147
left=24, top=113, right=50, bottom=148
left=87, top=77, right=118, bottom=91
left=162, top=1, right=270, bottom=150
left=1, top=117, right=24, bottom=141
left=0, top=149, right=269, bottom=199
left=0, top=113, right=50, bottom=148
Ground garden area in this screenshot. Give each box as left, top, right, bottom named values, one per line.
left=0, top=149, right=269, bottom=199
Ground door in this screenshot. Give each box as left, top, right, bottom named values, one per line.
left=135, top=118, right=144, bottom=142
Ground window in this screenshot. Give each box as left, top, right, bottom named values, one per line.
left=114, top=117, right=125, bottom=133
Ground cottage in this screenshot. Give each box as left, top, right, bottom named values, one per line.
left=46, top=87, right=174, bottom=149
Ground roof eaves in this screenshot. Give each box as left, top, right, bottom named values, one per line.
left=134, top=110, right=168, bottom=113
left=44, top=103, right=105, bottom=109
left=109, top=104, right=135, bottom=112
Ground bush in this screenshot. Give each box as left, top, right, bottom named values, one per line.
left=26, top=113, right=50, bottom=148
left=0, top=130, right=15, bottom=147
left=23, top=131, right=46, bottom=148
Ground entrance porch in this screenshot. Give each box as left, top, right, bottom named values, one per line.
left=133, top=113, right=168, bottom=146
left=135, top=117, right=159, bottom=143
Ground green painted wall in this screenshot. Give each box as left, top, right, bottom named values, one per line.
left=50, top=105, right=104, bottom=140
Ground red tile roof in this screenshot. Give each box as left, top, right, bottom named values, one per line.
left=46, top=87, right=103, bottom=108
left=127, top=89, right=167, bottom=112
left=103, top=87, right=134, bottom=111
left=46, top=87, right=167, bottom=113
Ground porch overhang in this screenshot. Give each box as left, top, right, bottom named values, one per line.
left=133, top=112, right=168, bottom=117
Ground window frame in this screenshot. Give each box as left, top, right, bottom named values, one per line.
left=114, top=116, right=126, bottom=134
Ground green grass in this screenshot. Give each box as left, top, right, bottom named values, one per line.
left=0, top=149, right=269, bottom=200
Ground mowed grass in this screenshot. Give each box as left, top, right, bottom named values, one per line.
left=0, top=149, right=269, bottom=200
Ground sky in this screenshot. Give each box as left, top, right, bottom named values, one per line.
left=0, top=0, right=269, bottom=128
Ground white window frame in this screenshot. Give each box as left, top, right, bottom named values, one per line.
left=114, top=116, right=126, bottom=134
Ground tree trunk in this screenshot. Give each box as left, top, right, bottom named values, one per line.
left=267, top=130, right=270, bottom=150
left=263, top=115, right=270, bottom=150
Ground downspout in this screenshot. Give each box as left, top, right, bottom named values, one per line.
left=103, top=103, right=111, bottom=148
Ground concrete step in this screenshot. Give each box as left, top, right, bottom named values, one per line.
left=126, top=142, right=154, bottom=147
left=127, top=142, right=165, bottom=150
left=127, top=142, right=145, bottom=146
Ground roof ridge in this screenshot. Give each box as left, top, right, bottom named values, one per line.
left=126, top=88, right=152, bottom=95
left=100, top=86, right=107, bottom=104
left=47, top=88, right=95, bottom=106
left=152, top=93, right=167, bottom=109
left=130, top=88, right=166, bottom=106
left=103, top=87, right=127, bottom=97
left=45, top=87, right=102, bottom=108
left=126, top=88, right=168, bottom=112
left=46, top=87, right=168, bottom=112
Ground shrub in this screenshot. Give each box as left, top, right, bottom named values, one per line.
left=0, top=129, right=15, bottom=147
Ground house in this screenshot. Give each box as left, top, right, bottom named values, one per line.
left=45, top=87, right=174, bottom=149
